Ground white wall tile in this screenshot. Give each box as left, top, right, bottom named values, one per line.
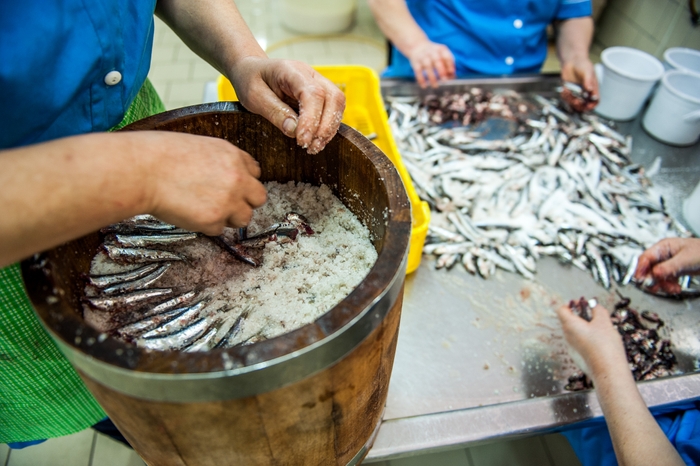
left=542, top=434, right=582, bottom=466
left=388, top=448, right=471, bottom=466
left=7, top=429, right=93, bottom=466
left=469, top=437, right=552, bottom=466
left=610, top=0, right=641, bottom=19
left=169, top=81, right=209, bottom=105
left=148, top=62, right=191, bottom=83
left=90, top=433, right=145, bottom=466
left=630, top=0, right=666, bottom=39
left=596, top=0, right=699, bottom=59
left=191, top=62, right=221, bottom=81
left=150, top=44, right=178, bottom=64
left=1, top=443, right=10, bottom=464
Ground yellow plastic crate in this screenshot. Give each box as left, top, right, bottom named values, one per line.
left=217, top=66, right=430, bottom=274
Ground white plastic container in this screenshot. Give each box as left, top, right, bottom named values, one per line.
left=642, top=70, right=700, bottom=146
left=280, top=0, right=357, bottom=34
left=683, top=179, right=700, bottom=236
left=594, top=47, right=665, bottom=121
left=663, top=47, right=700, bottom=76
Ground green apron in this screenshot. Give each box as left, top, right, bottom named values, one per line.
left=0, top=79, right=165, bottom=443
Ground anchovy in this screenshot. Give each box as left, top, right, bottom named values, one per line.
left=104, top=244, right=185, bottom=264
left=215, top=309, right=249, bottom=349
left=140, top=300, right=210, bottom=339
left=85, top=288, right=173, bottom=311
left=88, top=263, right=162, bottom=288
left=116, top=307, right=188, bottom=338
left=114, top=233, right=198, bottom=248
left=139, top=291, right=199, bottom=319
left=102, top=263, right=171, bottom=295
left=137, top=318, right=210, bottom=351
left=101, top=215, right=185, bottom=234
left=185, top=325, right=222, bottom=352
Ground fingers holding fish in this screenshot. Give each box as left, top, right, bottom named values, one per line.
left=634, top=238, right=700, bottom=295
left=139, top=132, right=267, bottom=235
left=407, top=41, right=456, bottom=88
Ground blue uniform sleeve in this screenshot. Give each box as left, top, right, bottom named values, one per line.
left=555, top=0, right=592, bottom=20
left=561, top=403, right=700, bottom=466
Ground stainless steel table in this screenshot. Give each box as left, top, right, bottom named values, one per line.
left=364, top=76, right=700, bottom=462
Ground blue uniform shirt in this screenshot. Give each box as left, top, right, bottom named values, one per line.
left=0, top=1, right=157, bottom=149
left=384, top=0, right=592, bottom=78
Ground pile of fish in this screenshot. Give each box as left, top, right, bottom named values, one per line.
left=388, top=88, right=694, bottom=290
left=565, top=295, right=677, bottom=391
left=82, top=213, right=312, bottom=352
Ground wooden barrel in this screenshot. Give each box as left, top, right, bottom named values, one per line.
left=21, top=102, right=411, bottom=466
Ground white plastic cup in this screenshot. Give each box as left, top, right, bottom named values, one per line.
left=642, top=70, right=700, bottom=146
left=683, top=179, right=700, bottom=236
left=595, top=47, right=665, bottom=121
left=663, top=47, right=700, bottom=77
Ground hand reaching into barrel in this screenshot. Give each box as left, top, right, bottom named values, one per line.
left=142, top=131, right=267, bottom=234
left=634, top=238, right=700, bottom=295
left=231, top=57, right=346, bottom=155
left=0, top=131, right=267, bottom=267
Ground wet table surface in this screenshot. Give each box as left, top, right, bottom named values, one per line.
left=365, top=76, right=700, bottom=462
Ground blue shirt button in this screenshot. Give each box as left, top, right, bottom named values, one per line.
left=513, top=19, right=523, bottom=29
left=104, top=71, right=122, bottom=86
left=505, top=56, right=514, bottom=65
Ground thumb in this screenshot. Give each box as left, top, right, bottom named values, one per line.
left=583, top=68, right=599, bottom=96
left=241, top=86, right=300, bottom=139
left=652, top=253, right=697, bottom=281
left=590, top=304, right=611, bottom=324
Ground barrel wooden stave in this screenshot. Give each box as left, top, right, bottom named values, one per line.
left=82, top=290, right=402, bottom=465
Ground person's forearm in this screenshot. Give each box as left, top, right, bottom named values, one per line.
left=591, top=363, right=685, bottom=466
left=556, top=17, right=593, bottom=66
left=367, top=0, right=429, bottom=57
left=155, top=0, right=266, bottom=81
left=0, top=134, right=152, bottom=267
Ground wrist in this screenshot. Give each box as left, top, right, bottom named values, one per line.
left=108, top=132, right=160, bottom=216
left=401, top=36, right=431, bottom=59
left=588, top=355, right=633, bottom=386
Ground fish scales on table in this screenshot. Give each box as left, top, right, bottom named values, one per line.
left=387, top=88, right=696, bottom=295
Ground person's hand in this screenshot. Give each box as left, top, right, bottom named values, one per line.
left=560, top=57, right=599, bottom=112
left=229, top=57, right=346, bottom=155
left=138, top=131, right=267, bottom=235
left=406, top=40, right=456, bottom=89
left=634, top=238, right=700, bottom=294
left=556, top=303, right=628, bottom=379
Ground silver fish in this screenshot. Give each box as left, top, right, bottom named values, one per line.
left=114, top=233, right=198, bottom=248
left=88, top=263, right=161, bottom=288
left=104, top=245, right=185, bottom=264
left=137, top=318, right=210, bottom=351
left=86, top=288, right=173, bottom=311
left=102, top=263, right=171, bottom=295
left=140, top=300, right=211, bottom=339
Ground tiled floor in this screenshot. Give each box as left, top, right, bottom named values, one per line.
left=2, top=2, right=590, bottom=465
left=1, top=430, right=580, bottom=466
left=1, top=431, right=145, bottom=466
